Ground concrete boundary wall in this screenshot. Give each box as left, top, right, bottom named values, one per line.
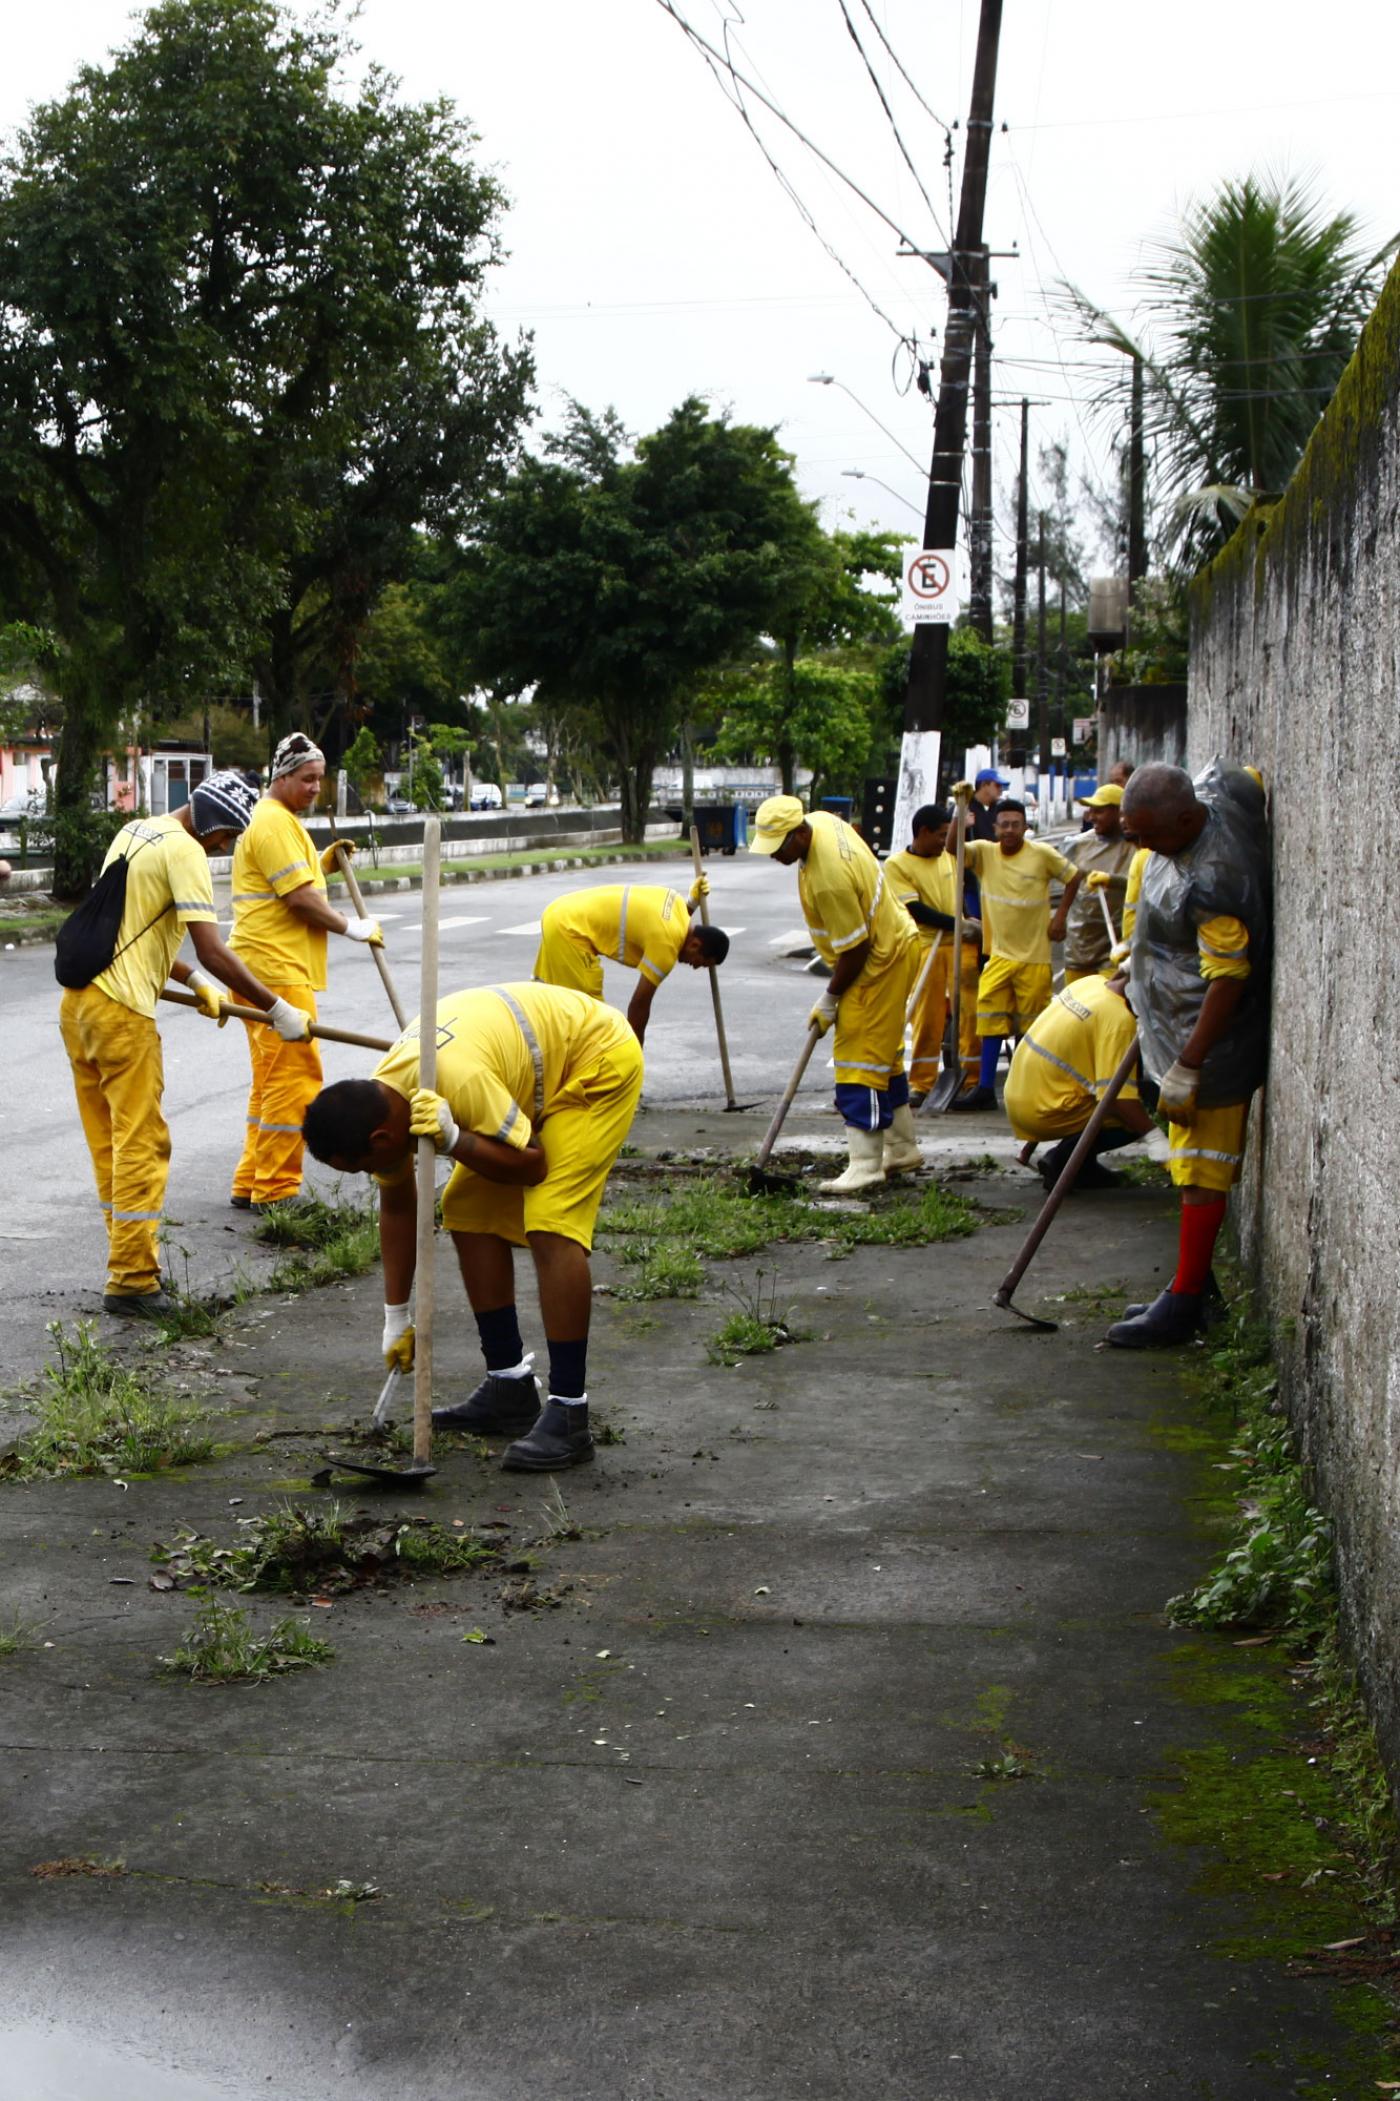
left=1188, top=260, right=1400, bottom=1767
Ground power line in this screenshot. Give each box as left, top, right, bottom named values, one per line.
left=835, top=0, right=948, bottom=244
left=856, top=0, right=951, bottom=132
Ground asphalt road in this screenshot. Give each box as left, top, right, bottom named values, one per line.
left=0, top=852, right=828, bottom=1359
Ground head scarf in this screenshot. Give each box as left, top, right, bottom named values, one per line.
left=190, top=768, right=258, bottom=839
left=269, top=732, right=326, bottom=783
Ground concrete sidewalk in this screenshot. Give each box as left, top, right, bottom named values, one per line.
left=0, top=1105, right=1389, bottom=2100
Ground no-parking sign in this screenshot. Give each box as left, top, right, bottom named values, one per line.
left=902, top=548, right=957, bottom=626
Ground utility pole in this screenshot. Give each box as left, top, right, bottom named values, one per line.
left=1128, top=353, right=1147, bottom=598
left=968, top=247, right=994, bottom=643
left=1012, top=397, right=1029, bottom=698
left=1036, top=512, right=1049, bottom=776
left=891, top=0, right=1002, bottom=847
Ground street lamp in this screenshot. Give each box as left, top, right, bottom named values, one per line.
left=840, top=469, right=923, bottom=520
left=807, top=373, right=930, bottom=479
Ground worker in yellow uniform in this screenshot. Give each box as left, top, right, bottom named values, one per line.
left=59, top=771, right=313, bottom=1320
left=749, top=794, right=920, bottom=1192
left=1060, top=785, right=1136, bottom=980
left=1004, top=972, right=1168, bottom=1191
left=884, top=803, right=982, bottom=1105
left=533, top=879, right=727, bottom=1043
left=955, top=793, right=1081, bottom=1111
left=228, top=732, right=384, bottom=1213
left=302, top=982, right=644, bottom=1471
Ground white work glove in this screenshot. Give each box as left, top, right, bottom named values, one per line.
left=343, top=914, right=384, bottom=948
left=1144, top=1127, right=1172, bottom=1164
left=187, top=966, right=229, bottom=1026
left=1156, top=1058, right=1200, bottom=1120
left=688, top=874, right=710, bottom=906
left=321, top=839, right=354, bottom=876
left=382, top=1301, right=415, bottom=1372
left=808, top=990, right=840, bottom=1037
left=266, top=996, right=311, bottom=1042
left=410, top=1087, right=460, bottom=1154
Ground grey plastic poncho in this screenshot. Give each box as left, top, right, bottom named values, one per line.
left=1128, top=758, right=1271, bottom=1108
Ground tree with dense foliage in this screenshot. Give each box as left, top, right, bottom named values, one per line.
left=877, top=628, right=1011, bottom=778
left=446, top=399, right=821, bottom=841
left=0, top=0, right=530, bottom=891
left=1065, top=173, right=1393, bottom=566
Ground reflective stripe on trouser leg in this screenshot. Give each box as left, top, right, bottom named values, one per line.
left=1166, top=1101, right=1250, bottom=1194
left=907, top=944, right=950, bottom=1088
left=832, top=938, right=919, bottom=1119
left=235, top=986, right=322, bottom=1204
left=60, top=984, right=170, bottom=1295
left=835, top=1082, right=883, bottom=1132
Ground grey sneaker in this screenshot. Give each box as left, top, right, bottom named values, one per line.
left=432, top=1367, right=541, bottom=1435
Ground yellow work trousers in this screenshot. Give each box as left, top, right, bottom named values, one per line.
left=231, top=986, right=322, bottom=1204
left=60, top=984, right=170, bottom=1296
left=976, top=955, right=1053, bottom=1039
left=441, top=1031, right=645, bottom=1250
left=1167, top=1101, right=1251, bottom=1193
left=832, top=939, right=920, bottom=1093
left=908, top=939, right=981, bottom=1092
left=533, top=914, right=605, bottom=1000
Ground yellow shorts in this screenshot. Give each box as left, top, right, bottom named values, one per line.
left=441, top=1033, right=644, bottom=1249
left=1167, top=1101, right=1250, bottom=1192
left=832, top=939, right=920, bottom=1090
left=977, top=956, right=1052, bottom=1038
left=534, top=914, right=605, bottom=1000
left=1063, top=963, right=1112, bottom=985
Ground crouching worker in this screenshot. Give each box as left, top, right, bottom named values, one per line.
left=749, top=794, right=920, bottom=1192
left=1004, top=973, right=1168, bottom=1192
left=302, top=983, right=644, bottom=1471
left=534, top=880, right=728, bottom=1045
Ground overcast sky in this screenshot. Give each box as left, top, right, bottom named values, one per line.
left=6, top=2, right=1399, bottom=575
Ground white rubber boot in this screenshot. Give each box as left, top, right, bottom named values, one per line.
left=882, top=1103, right=924, bottom=1176
left=819, top=1127, right=887, bottom=1194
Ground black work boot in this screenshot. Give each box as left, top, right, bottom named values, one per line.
left=102, top=1290, right=177, bottom=1320
left=1123, top=1271, right=1223, bottom=1322
left=501, top=1399, right=594, bottom=1472
left=432, top=1367, right=541, bottom=1435
left=952, top=1085, right=997, bottom=1112
left=1107, top=1289, right=1204, bottom=1350
left=1039, top=1144, right=1122, bottom=1194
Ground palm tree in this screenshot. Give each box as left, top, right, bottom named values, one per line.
left=1065, top=174, right=1394, bottom=567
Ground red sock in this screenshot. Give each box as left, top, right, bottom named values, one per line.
left=1173, top=1197, right=1228, bottom=1296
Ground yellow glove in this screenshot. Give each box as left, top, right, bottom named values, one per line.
left=688, top=874, right=710, bottom=906
left=951, top=781, right=973, bottom=800
left=187, top=967, right=230, bottom=1026
left=382, top=1303, right=415, bottom=1372
left=410, top=1088, right=460, bottom=1153
left=321, top=839, right=353, bottom=876
left=1086, top=869, right=1112, bottom=891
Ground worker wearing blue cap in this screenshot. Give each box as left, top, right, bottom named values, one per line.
left=969, top=769, right=1010, bottom=842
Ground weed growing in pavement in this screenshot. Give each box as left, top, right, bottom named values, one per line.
left=828, top=1181, right=979, bottom=1249
left=0, top=1614, right=37, bottom=1657
left=393, top=1526, right=502, bottom=1575
left=1115, top=1154, right=1171, bottom=1189
left=159, top=1598, right=333, bottom=1684
left=612, top=1244, right=705, bottom=1301
left=536, top=1480, right=582, bottom=1544
left=706, top=1270, right=807, bottom=1367
left=151, top=1503, right=508, bottom=1595
left=253, top=1193, right=380, bottom=1292
left=973, top=1748, right=1038, bottom=1781
left=155, top=1243, right=225, bottom=1341
left=600, top=1174, right=980, bottom=1271
left=7, top=1322, right=215, bottom=1481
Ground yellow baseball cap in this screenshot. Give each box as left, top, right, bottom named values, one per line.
left=749, top=794, right=807, bottom=854
left=1077, top=783, right=1123, bottom=808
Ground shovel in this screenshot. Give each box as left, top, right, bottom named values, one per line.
left=745, top=1023, right=823, bottom=1194
left=992, top=1034, right=1140, bottom=1332
left=930, top=784, right=973, bottom=1112
left=318, top=818, right=442, bottom=1487
left=689, top=824, right=754, bottom=1109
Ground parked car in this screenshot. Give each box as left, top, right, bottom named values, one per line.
left=0, top=789, right=45, bottom=823
left=384, top=795, right=414, bottom=816
left=524, top=783, right=550, bottom=808
left=469, top=784, right=503, bottom=811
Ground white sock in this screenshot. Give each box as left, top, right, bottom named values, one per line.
left=549, top=1391, right=588, bottom=1410
left=491, top=1352, right=535, bottom=1382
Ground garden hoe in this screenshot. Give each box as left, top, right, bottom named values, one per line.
left=332, top=837, right=409, bottom=1032
left=319, top=818, right=443, bottom=1487
left=689, top=824, right=756, bottom=1110
left=745, top=1022, right=823, bottom=1194
left=992, top=1034, right=1140, bottom=1332
left=161, top=987, right=391, bottom=1054
left=929, top=783, right=973, bottom=1112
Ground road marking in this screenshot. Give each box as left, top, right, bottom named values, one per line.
left=396, top=915, right=491, bottom=938
left=497, top=919, right=542, bottom=937
left=768, top=929, right=812, bottom=947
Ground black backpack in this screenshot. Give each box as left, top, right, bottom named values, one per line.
left=54, top=829, right=172, bottom=991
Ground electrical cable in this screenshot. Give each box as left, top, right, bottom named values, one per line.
left=835, top=0, right=948, bottom=244
left=856, top=0, right=951, bottom=132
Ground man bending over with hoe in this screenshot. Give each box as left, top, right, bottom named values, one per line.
left=302, top=982, right=644, bottom=1469
left=1107, top=760, right=1271, bottom=1349
left=534, top=880, right=728, bottom=1045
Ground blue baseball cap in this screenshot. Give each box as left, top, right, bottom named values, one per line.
left=975, top=768, right=1010, bottom=788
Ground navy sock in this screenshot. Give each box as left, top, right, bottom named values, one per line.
left=547, top=1338, right=588, bottom=1402
left=475, top=1304, right=523, bottom=1372
left=978, top=1036, right=1003, bottom=1090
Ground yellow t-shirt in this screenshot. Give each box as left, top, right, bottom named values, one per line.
left=884, top=847, right=955, bottom=946
left=230, top=798, right=327, bottom=990
left=798, top=811, right=914, bottom=971
left=1197, top=913, right=1250, bottom=982
left=372, top=982, right=635, bottom=1177
left=1121, top=847, right=1150, bottom=945
left=963, top=837, right=1076, bottom=968
left=1008, top=974, right=1140, bottom=1125
left=551, top=885, right=691, bottom=987
left=91, top=815, right=217, bottom=1020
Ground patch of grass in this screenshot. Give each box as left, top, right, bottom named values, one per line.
left=536, top=1479, right=583, bottom=1544
left=603, top=1173, right=980, bottom=1260
left=152, top=1503, right=508, bottom=1595
left=0, top=908, right=69, bottom=942
left=0, top=1614, right=37, bottom=1657
left=973, top=1748, right=1038, bottom=1781
left=1116, top=1154, right=1172, bottom=1188
left=706, top=1270, right=808, bottom=1366
left=259, top=1196, right=380, bottom=1291
left=7, top=1321, right=215, bottom=1481
left=828, top=1180, right=979, bottom=1248
left=612, top=1244, right=705, bottom=1301
left=159, top=1598, right=334, bottom=1683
